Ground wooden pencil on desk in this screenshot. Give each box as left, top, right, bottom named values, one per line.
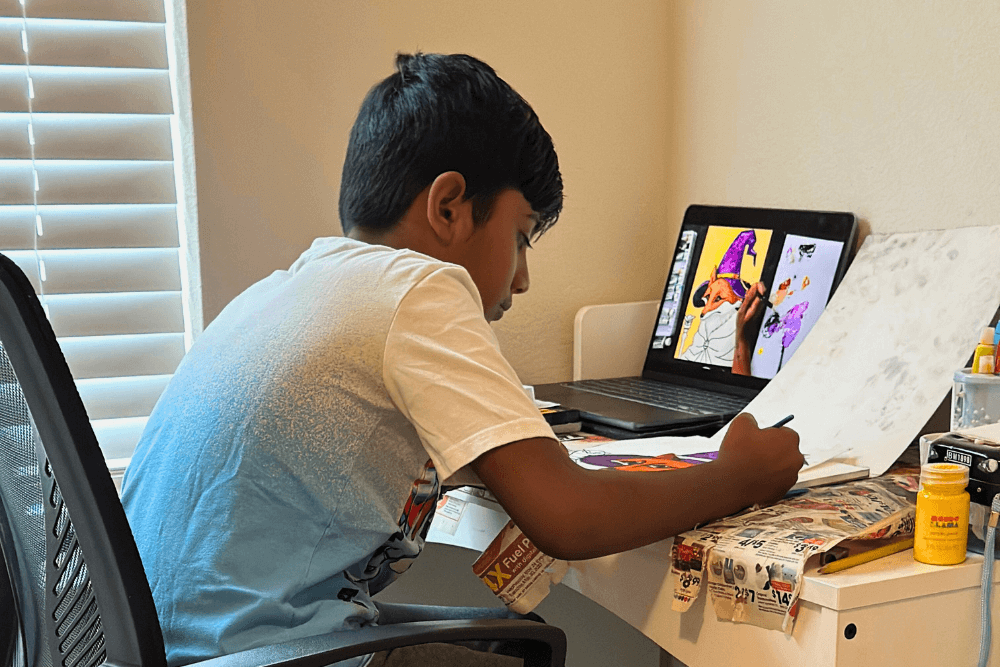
left=818, top=538, right=915, bottom=574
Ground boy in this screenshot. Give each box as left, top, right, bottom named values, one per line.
left=122, top=53, right=802, bottom=666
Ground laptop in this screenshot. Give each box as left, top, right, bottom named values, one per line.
left=534, top=204, right=858, bottom=435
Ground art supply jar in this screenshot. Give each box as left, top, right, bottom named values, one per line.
left=914, top=463, right=970, bottom=565
left=952, top=368, right=1000, bottom=430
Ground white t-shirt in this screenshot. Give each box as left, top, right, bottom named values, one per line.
left=121, top=237, right=555, bottom=666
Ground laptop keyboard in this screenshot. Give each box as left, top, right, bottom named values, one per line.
left=563, top=377, right=750, bottom=416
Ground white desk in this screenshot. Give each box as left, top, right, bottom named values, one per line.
left=563, top=540, right=1000, bottom=667
left=530, top=301, right=998, bottom=666
left=428, top=488, right=1000, bottom=666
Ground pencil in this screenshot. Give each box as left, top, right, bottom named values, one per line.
left=770, top=415, right=794, bottom=429
left=818, top=538, right=915, bottom=574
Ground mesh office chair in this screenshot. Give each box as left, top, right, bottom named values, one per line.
left=0, top=253, right=566, bottom=667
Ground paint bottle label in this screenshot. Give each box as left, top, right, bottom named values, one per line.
left=976, top=354, right=996, bottom=374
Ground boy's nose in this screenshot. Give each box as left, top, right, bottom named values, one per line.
left=512, top=259, right=530, bottom=294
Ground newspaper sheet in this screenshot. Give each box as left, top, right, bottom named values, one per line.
left=427, top=486, right=510, bottom=552
left=471, top=519, right=568, bottom=614
left=670, top=467, right=919, bottom=632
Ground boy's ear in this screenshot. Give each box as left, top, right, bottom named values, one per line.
left=426, top=171, right=474, bottom=245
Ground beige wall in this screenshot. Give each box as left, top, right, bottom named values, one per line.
left=667, top=0, right=1000, bottom=236
left=186, top=0, right=1000, bottom=384
left=185, top=0, right=674, bottom=384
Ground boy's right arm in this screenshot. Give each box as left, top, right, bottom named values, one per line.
left=470, top=413, right=803, bottom=561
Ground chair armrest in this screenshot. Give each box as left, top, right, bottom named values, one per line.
left=371, top=601, right=543, bottom=625
left=195, top=618, right=566, bottom=667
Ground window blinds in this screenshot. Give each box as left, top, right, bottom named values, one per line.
left=0, top=0, right=197, bottom=464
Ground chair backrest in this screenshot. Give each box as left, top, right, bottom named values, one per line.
left=0, top=254, right=166, bottom=667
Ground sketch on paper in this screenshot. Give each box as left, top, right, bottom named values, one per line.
left=570, top=448, right=719, bottom=471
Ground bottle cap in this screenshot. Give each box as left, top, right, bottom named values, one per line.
left=920, top=462, right=969, bottom=487
left=982, top=327, right=995, bottom=345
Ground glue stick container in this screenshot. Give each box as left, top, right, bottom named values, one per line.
left=951, top=368, right=1000, bottom=430
left=914, top=463, right=970, bottom=565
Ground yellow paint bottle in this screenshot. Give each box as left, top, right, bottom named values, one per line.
left=972, top=326, right=996, bottom=374
left=914, top=463, right=970, bottom=565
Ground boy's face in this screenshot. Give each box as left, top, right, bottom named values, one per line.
left=456, top=189, right=537, bottom=322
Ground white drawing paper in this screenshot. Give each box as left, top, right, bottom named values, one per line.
left=713, top=225, right=1000, bottom=475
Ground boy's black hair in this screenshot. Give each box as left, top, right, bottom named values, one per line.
left=339, top=53, right=563, bottom=238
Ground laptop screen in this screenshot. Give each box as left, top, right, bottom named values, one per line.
left=645, top=205, right=857, bottom=390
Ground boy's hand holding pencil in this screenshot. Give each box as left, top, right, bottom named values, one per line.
left=714, top=413, right=804, bottom=507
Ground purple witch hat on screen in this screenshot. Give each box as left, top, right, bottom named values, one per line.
left=693, top=230, right=757, bottom=306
